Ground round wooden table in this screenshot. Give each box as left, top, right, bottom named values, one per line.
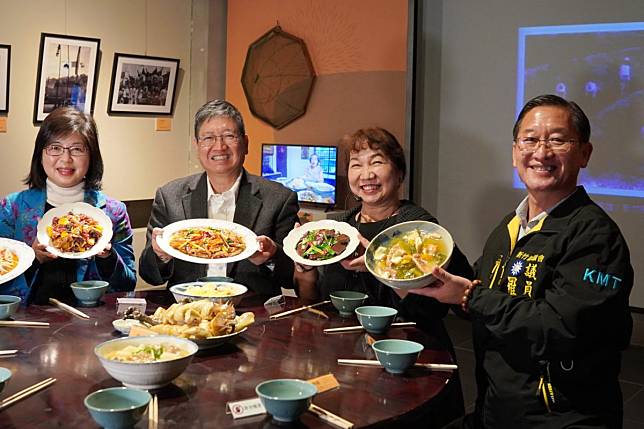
left=0, top=291, right=456, bottom=428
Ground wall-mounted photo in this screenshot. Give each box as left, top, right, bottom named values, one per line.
left=108, top=53, right=180, bottom=115
left=33, top=33, right=100, bottom=123
left=0, top=44, right=10, bottom=113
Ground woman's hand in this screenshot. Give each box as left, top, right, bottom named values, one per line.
left=408, top=266, right=471, bottom=305
left=249, top=236, right=277, bottom=266
left=151, top=227, right=172, bottom=263
left=96, top=243, right=112, bottom=258
left=340, top=234, right=370, bottom=272
left=32, top=238, right=57, bottom=264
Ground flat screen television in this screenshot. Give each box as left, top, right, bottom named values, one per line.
left=261, top=144, right=338, bottom=206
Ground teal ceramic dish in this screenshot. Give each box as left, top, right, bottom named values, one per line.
left=0, top=295, right=21, bottom=320
left=0, top=367, right=12, bottom=394
left=256, top=379, right=317, bottom=422
left=84, top=387, right=151, bottom=429
left=70, top=280, right=109, bottom=307
left=354, top=306, right=398, bottom=334
left=372, top=339, right=424, bottom=374
left=329, top=291, right=368, bottom=317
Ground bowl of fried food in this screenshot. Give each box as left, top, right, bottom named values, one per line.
left=169, top=281, right=247, bottom=305
left=365, top=221, right=454, bottom=290
left=95, top=335, right=198, bottom=390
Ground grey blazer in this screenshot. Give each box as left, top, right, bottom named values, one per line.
left=139, top=170, right=299, bottom=295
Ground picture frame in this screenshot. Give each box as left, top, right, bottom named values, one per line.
left=0, top=44, right=11, bottom=113
left=108, top=53, right=180, bottom=115
left=33, top=33, right=100, bottom=123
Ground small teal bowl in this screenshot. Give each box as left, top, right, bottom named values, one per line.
left=355, top=306, right=398, bottom=334
left=330, top=291, right=368, bottom=317
left=0, top=367, right=12, bottom=394
left=70, top=280, right=109, bottom=307
left=372, top=339, right=424, bottom=374
left=256, top=379, right=317, bottom=423
left=84, top=387, right=151, bottom=429
left=0, top=295, right=21, bottom=320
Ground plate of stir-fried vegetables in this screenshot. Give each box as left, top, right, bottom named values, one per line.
left=36, top=202, right=113, bottom=259
left=0, top=238, right=35, bottom=285
left=283, top=220, right=360, bottom=266
left=156, top=219, right=258, bottom=264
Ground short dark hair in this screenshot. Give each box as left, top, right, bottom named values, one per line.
left=343, top=127, right=406, bottom=180
left=194, top=99, right=245, bottom=137
left=25, top=107, right=104, bottom=190
left=513, top=94, right=591, bottom=143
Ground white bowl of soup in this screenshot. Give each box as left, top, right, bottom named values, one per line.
left=94, top=335, right=198, bottom=390
left=169, top=281, right=247, bottom=305
left=365, top=221, right=454, bottom=290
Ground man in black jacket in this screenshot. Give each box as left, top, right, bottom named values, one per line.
left=412, top=94, right=633, bottom=428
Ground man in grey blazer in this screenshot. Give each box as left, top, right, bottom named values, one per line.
left=139, top=100, right=299, bottom=295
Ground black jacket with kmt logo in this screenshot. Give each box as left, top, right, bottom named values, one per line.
left=468, top=187, right=633, bottom=429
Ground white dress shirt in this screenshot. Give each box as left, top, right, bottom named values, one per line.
left=206, top=174, right=242, bottom=277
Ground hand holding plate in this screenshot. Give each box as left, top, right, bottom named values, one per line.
left=151, top=228, right=172, bottom=263
left=340, top=234, right=369, bottom=272
left=32, top=238, right=57, bottom=264
left=96, top=243, right=112, bottom=259
left=408, top=266, right=470, bottom=305
left=249, top=236, right=276, bottom=266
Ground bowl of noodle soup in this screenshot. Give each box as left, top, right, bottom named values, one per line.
left=365, top=221, right=454, bottom=290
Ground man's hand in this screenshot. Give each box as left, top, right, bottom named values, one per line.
left=151, top=227, right=172, bottom=263
left=32, top=238, right=57, bottom=264
left=249, top=235, right=277, bottom=266
left=409, top=266, right=471, bottom=305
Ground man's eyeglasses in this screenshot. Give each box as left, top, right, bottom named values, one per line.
left=44, top=144, right=89, bottom=157
left=197, top=133, right=240, bottom=147
left=515, top=137, right=577, bottom=153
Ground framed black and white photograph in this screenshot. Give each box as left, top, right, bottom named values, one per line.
left=108, top=53, right=180, bottom=115
left=0, top=44, right=11, bottom=113
left=33, top=33, right=100, bottom=123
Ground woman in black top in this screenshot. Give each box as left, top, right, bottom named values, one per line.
left=294, top=127, right=473, bottom=427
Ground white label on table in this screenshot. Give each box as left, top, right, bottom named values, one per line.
left=226, top=397, right=266, bottom=419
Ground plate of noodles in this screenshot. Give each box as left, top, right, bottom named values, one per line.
left=36, top=202, right=113, bottom=259
left=0, top=237, right=35, bottom=285
left=156, top=219, right=258, bottom=264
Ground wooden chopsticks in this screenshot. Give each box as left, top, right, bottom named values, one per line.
left=309, top=403, right=354, bottom=429
left=0, top=350, right=18, bottom=357
left=0, top=377, right=56, bottom=411
left=269, top=301, right=331, bottom=320
left=337, top=359, right=458, bottom=371
left=148, top=394, right=158, bottom=429
left=323, top=322, right=416, bottom=333
left=0, top=321, right=49, bottom=328
left=48, top=298, right=90, bottom=319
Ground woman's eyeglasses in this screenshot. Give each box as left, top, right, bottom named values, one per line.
left=44, top=144, right=89, bottom=157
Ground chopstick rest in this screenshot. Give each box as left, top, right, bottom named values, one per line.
left=0, top=377, right=56, bottom=411
left=49, top=298, right=90, bottom=319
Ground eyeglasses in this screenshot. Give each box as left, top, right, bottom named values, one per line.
left=515, top=137, right=577, bottom=153
left=44, top=144, right=89, bottom=157
left=197, top=133, right=240, bottom=147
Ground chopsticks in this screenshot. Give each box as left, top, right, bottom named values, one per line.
left=0, top=321, right=49, bottom=328
left=148, top=394, right=158, bottom=429
left=49, top=298, right=90, bottom=319
left=0, top=377, right=56, bottom=411
left=337, top=359, right=457, bottom=372
left=324, top=322, right=416, bottom=333
left=309, top=403, right=354, bottom=429
left=0, top=350, right=18, bottom=357
left=269, top=300, right=331, bottom=320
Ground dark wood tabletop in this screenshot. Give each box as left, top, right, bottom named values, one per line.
left=0, top=291, right=455, bottom=428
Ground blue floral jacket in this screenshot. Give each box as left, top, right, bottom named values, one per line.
left=0, top=188, right=137, bottom=300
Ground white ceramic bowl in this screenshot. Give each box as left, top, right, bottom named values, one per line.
left=169, top=281, right=247, bottom=306
left=94, top=335, right=198, bottom=390
left=365, top=221, right=454, bottom=290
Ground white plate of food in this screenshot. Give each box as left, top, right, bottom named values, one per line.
left=36, top=202, right=113, bottom=259
left=170, top=281, right=247, bottom=305
left=0, top=238, right=36, bottom=285
left=156, top=219, right=259, bottom=265
left=283, top=219, right=360, bottom=267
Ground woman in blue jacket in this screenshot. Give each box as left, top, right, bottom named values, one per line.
left=0, top=107, right=136, bottom=304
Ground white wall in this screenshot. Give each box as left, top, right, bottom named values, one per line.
left=417, top=0, right=644, bottom=307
